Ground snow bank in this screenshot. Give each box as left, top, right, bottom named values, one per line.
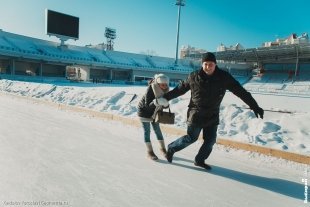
left=0, top=79, right=309, bottom=155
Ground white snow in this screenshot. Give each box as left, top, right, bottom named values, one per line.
left=0, top=79, right=309, bottom=155
left=0, top=92, right=307, bottom=207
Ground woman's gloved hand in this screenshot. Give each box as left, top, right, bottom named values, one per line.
left=153, top=97, right=169, bottom=108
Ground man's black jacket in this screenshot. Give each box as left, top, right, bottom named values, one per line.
left=164, top=67, right=260, bottom=127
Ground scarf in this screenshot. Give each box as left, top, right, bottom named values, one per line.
left=151, top=83, right=169, bottom=98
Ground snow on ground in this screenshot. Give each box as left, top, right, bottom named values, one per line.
left=0, top=93, right=307, bottom=207
left=0, top=79, right=309, bottom=155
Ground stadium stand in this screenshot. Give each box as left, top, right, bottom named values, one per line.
left=0, top=30, right=195, bottom=70
left=1, top=29, right=309, bottom=97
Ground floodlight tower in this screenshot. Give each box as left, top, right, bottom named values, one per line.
left=175, top=0, right=185, bottom=66
left=105, top=27, right=116, bottom=51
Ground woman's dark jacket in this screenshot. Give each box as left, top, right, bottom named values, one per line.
left=137, top=85, right=156, bottom=118
left=164, top=67, right=260, bottom=127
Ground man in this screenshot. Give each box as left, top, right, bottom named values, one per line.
left=163, top=52, right=264, bottom=170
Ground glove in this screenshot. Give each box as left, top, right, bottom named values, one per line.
left=157, top=97, right=169, bottom=107
left=153, top=97, right=169, bottom=108
left=253, top=106, right=264, bottom=119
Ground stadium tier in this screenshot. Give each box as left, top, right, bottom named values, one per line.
left=0, top=29, right=310, bottom=96
left=0, top=30, right=201, bottom=84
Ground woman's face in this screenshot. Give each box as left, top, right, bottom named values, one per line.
left=158, top=83, right=168, bottom=90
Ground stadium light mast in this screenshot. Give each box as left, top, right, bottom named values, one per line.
left=175, top=0, right=185, bottom=66
left=105, top=27, right=116, bottom=51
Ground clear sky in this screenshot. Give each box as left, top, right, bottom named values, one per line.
left=0, top=0, right=309, bottom=58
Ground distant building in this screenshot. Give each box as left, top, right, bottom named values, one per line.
left=262, top=33, right=309, bottom=47
left=217, top=43, right=244, bottom=52
left=180, top=45, right=207, bottom=60
left=85, top=43, right=106, bottom=50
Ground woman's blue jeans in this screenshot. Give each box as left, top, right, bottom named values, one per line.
left=168, top=124, right=218, bottom=163
left=142, top=122, right=164, bottom=143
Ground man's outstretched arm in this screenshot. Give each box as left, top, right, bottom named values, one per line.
left=226, top=74, right=264, bottom=119
left=164, top=76, right=191, bottom=101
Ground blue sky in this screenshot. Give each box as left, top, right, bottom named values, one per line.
left=0, top=0, right=309, bottom=57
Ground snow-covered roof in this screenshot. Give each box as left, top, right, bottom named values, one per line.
left=0, top=30, right=199, bottom=73
left=216, top=43, right=310, bottom=63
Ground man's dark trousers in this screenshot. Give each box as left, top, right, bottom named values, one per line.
left=168, top=124, right=218, bottom=163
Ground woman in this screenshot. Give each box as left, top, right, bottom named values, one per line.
left=137, top=74, right=170, bottom=160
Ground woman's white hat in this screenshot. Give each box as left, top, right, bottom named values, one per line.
left=154, top=73, right=169, bottom=84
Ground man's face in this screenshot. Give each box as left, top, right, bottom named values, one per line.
left=202, top=61, right=216, bottom=75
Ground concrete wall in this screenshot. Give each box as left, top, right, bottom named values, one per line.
left=77, top=66, right=90, bottom=81
left=299, top=64, right=310, bottom=73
